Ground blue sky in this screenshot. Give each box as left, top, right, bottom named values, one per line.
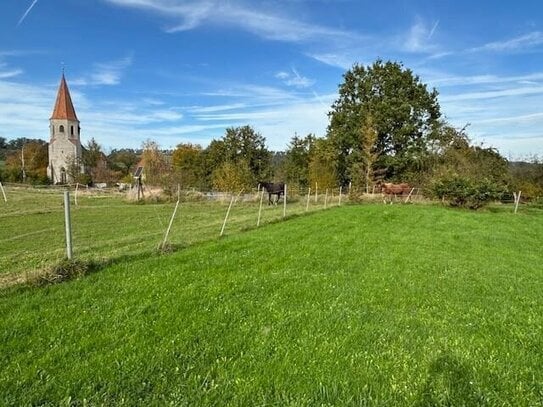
left=1, top=0, right=543, bottom=158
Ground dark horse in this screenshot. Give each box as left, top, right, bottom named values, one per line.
left=259, top=181, right=285, bottom=205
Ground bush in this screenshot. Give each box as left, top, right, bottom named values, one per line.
left=430, top=175, right=505, bottom=209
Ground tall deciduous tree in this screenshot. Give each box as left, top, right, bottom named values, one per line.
left=328, top=60, right=441, bottom=185
left=172, top=143, right=204, bottom=189
left=308, top=138, right=337, bottom=191
left=3, top=140, right=48, bottom=183
left=108, top=149, right=139, bottom=178
left=212, top=159, right=253, bottom=192
left=283, top=133, right=315, bottom=188
left=203, top=125, right=271, bottom=188
left=223, top=125, right=271, bottom=182
left=141, top=140, right=168, bottom=186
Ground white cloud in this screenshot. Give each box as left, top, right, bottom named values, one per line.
left=275, top=68, right=315, bottom=88
left=0, top=69, right=23, bottom=79
left=403, top=18, right=440, bottom=53
left=471, top=31, right=543, bottom=53
left=441, top=86, right=543, bottom=102
left=105, top=0, right=359, bottom=44
left=72, top=56, right=133, bottom=86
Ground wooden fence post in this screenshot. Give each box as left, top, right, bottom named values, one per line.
left=64, top=191, right=73, bottom=260
left=257, top=189, right=264, bottom=226
left=220, top=195, right=235, bottom=237
left=283, top=184, right=287, bottom=218
left=0, top=182, right=6, bottom=202
left=514, top=191, right=522, bottom=214
left=161, top=198, right=180, bottom=249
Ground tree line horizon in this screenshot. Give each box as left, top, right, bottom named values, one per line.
left=1, top=60, right=542, bottom=204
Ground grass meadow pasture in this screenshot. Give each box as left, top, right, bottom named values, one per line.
left=1, top=194, right=543, bottom=405
left=0, top=185, right=336, bottom=284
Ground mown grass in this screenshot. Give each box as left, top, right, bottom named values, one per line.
left=1, top=204, right=542, bottom=405
left=0, top=186, right=337, bottom=281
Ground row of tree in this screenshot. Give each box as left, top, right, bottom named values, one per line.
left=1, top=60, right=543, bottom=202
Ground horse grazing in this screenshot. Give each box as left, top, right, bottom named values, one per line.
left=259, top=182, right=285, bottom=205
left=380, top=182, right=412, bottom=203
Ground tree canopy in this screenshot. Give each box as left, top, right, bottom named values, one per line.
left=327, top=60, right=441, bottom=185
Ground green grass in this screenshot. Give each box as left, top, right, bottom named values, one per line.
left=0, top=186, right=334, bottom=282
left=1, top=204, right=542, bottom=405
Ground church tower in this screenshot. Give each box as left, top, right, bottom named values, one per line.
left=47, top=74, right=83, bottom=184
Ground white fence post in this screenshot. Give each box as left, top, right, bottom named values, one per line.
left=257, top=189, right=264, bottom=227
left=64, top=191, right=73, bottom=260
left=283, top=184, right=287, bottom=218
left=220, top=195, right=235, bottom=237
left=404, top=187, right=415, bottom=203
left=0, top=182, right=6, bottom=202
left=306, top=188, right=311, bottom=212
left=161, top=199, right=180, bottom=249
left=315, top=182, right=318, bottom=203
left=324, top=188, right=328, bottom=208
left=74, top=183, right=79, bottom=206
left=514, top=191, right=522, bottom=214
left=339, top=186, right=342, bottom=206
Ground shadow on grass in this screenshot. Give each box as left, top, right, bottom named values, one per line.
left=415, top=353, right=484, bottom=406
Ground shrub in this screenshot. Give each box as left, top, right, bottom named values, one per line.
left=430, top=175, right=505, bottom=209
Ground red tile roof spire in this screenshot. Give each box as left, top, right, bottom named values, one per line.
left=50, top=74, right=78, bottom=121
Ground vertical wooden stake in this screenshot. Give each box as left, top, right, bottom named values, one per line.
left=283, top=184, right=287, bottom=218
left=257, top=189, right=264, bottom=226
left=339, top=186, right=342, bottom=206
left=220, top=195, right=235, bottom=237
left=74, top=183, right=79, bottom=206
left=0, top=182, right=7, bottom=202
left=324, top=189, right=328, bottom=208
left=514, top=191, right=521, bottom=214
left=64, top=191, right=73, bottom=260
left=162, top=199, right=180, bottom=248
left=315, top=182, right=318, bottom=203
left=306, top=188, right=311, bottom=212
left=404, top=187, right=415, bottom=203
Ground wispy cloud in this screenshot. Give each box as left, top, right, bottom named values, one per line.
left=105, top=0, right=359, bottom=44
left=17, top=0, right=39, bottom=27
left=471, top=31, right=543, bottom=53
left=441, top=86, right=543, bottom=102
left=403, top=18, right=440, bottom=53
left=0, top=62, right=23, bottom=79
left=275, top=68, right=315, bottom=88
left=0, top=69, right=23, bottom=79
left=72, top=56, right=133, bottom=86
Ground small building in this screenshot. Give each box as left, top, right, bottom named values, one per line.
left=47, top=74, right=83, bottom=184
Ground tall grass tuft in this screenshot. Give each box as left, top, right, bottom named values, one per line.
left=28, top=259, right=95, bottom=286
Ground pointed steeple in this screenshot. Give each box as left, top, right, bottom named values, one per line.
left=50, top=74, right=78, bottom=121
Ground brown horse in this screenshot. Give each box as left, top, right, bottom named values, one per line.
left=380, top=182, right=412, bottom=203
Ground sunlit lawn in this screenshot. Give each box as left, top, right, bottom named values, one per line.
left=1, top=204, right=542, bottom=405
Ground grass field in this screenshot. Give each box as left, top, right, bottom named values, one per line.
left=0, top=185, right=339, bottom=283
left=1, top=202, right=542, bottom=405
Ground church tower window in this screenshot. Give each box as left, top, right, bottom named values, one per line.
left=59, top=125, right=65, bottom=133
